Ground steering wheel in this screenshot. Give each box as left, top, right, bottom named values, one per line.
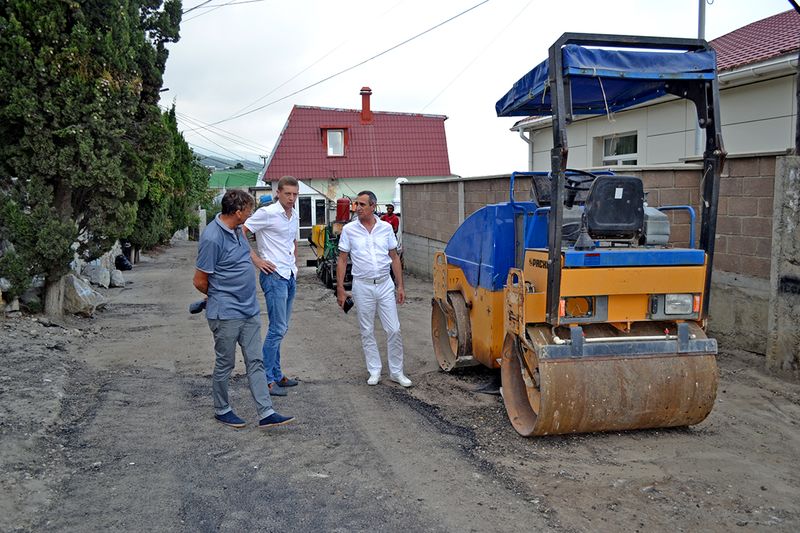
left=563, top=169, right=598, bottom=209
left=564, top=168, right=598, bottom=191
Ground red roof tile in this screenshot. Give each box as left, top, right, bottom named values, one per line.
left=265, top=105, right=451, bottom=181
left=711, top=9, right=800, bottom=71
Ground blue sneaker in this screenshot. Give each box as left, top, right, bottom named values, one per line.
left=259, top=412, right=295, bottom=429
left=215, top=411, right=246, bottom=428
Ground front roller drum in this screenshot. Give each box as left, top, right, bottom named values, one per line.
left=501, top=336, right=718, bottom=436
left=431, top=292, right=478, bottom=372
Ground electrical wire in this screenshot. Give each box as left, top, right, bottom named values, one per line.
left=190, top=125, right=250, bottom=161
left=174, top=111, right=271, bottom=153
left=182, top=0, right=274, bottom=22
left=182, top=0, right=214, bottom=15
left=199, top=0, right=491, bottom=129
left=159, top=104, right=272, bottom=155
left=183, top=0, right=238, bottom=22
left=420, top=0, right=533, bottom=112
left=189, top=147, right=238, bottom=167
left=228, top=0, right=407, bottom=118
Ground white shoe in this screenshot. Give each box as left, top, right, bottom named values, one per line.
left=389, top=373, right=412, bottom=388
left=367, top=373, right=381, bottom=386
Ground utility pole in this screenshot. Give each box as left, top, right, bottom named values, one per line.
left=791, top=1, right=800, bottom=154
left=694, top=0, right=706, bottom=156
left=259, top=154, right=268, bottom=185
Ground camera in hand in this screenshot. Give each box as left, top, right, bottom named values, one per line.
left=343, top=296, right=354, bottom=313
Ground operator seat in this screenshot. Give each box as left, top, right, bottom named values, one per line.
left=584, top=176, right=645, bottom=241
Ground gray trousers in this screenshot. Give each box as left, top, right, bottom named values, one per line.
left=208, top=315, right=275, bottom=419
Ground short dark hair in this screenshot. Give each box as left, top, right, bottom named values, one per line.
left=357, top=190, right=377, bottom=206
left=221, top=189, right=254, bottom=215
left=277, top=175, right=299, bottom=191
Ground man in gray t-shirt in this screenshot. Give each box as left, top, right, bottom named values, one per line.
left=193, top=190, right=295, bottom=430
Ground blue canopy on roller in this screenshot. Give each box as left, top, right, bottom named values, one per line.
left=495, top=44, right=717, bottom=117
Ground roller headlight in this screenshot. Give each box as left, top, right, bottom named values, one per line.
left=665, top=294, right=693, bottom=315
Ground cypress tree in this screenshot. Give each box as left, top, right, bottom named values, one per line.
left=0, top=1, right=181, bottom=315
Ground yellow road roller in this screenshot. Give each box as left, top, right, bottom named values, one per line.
left=431, top=33, right=725, bottom=436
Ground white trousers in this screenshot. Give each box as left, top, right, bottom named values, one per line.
left=352, top=278, right=404, bottom=376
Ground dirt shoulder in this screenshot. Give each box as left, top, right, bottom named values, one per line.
left=1, top=241, right=798, bottom=532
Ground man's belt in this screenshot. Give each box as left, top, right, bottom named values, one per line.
left=355, top=275, right=391, bottom=285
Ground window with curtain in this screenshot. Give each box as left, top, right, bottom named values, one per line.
left=601, top=133, right=638, bottom=166
left=327, top=129, right=344, bottom=157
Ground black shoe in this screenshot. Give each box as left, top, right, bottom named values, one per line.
left=277, top=377, right=298, bottom=387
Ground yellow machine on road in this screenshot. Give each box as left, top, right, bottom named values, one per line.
left=308, top=197, right=353, bottom=290
left=431, top=33, right=725, bottom=437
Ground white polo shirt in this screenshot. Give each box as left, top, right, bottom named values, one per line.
left=244, top=201, right=298, bottom=279
left=338, top=217, right=397, bottom=280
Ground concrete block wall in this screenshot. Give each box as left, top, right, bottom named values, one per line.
left=714, top=156, right=776, bottom=279
left=401, top=180, right=461, bottom=243
left=631, top=168, right=702, bottom=248
left=402, top=233, right=446, bottom=280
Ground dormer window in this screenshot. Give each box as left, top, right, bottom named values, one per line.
left=326, top=129, right=344, bottom=157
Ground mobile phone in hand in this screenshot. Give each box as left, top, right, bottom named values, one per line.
left=343, top=296, right=354, bottom=313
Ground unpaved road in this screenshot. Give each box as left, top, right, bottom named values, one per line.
left=2, top=240, right=799, bottom=532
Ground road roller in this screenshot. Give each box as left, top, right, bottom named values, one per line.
left=431, top=33, right=725, bottom=436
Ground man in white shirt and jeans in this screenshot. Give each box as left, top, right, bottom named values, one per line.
left=336, top=190, right=412, bottom=387
left=243, top=176, right=300, bottom=396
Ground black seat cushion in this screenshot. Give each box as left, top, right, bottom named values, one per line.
left=584, top=176, right=644, bottom=240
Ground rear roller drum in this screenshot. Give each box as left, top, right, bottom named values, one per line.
left=431, top=291, right=476, bottom=372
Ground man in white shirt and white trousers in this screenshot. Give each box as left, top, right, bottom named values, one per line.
left=336, top=190, right=412, bottom=387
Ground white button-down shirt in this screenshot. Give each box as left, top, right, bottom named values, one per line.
left=244, top=201, right=298, bottom=279
left=338, top=217, right=397, bottom=280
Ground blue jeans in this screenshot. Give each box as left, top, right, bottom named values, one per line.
left=259, top=271, right=296, bottom=384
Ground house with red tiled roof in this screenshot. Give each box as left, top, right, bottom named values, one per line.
left=263, top=87, right=453, bottom=237
left=510, top=9, right=800, bottom=169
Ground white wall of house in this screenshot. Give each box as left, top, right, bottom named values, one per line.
left=303, top=175, right=451, bottom=210
left=523, top=65, right=797, bottom=170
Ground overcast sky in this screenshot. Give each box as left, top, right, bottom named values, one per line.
left=161, top=0, right=792, bottom=176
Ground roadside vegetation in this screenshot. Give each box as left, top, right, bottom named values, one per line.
left=0, top=0, right=208, bottom=314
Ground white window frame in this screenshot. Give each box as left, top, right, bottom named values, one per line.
left=326, top=129, right=344, bottom=157
left=600, top=132, right=638, bottom=166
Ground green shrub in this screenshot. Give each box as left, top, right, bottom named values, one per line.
left=0, top=251, right=30, bottom=302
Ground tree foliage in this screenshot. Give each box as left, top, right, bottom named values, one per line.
left=128, top=105, right=209, bottom=250
left=0, top=1, right=183, bottom=306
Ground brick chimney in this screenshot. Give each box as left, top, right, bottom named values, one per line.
left=360, top=86, right=373, bottom=124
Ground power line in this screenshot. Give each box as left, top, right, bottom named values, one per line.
left=182, top=0, right=272, bottom=22
left=200, top=0, right=491, bottom=129
left=183, top=0, right=237, bottom=22
left=192, top=150, right=237, bottom=167
left=190, top=124, right=249, bottom=161
left=420, top=0, right=533, bottom=112
left=159, top=104, right=271, bottom=154
left=174, top=111, right=270, bottom=153
left=182, top=0, right=214, bottom=15
left=228, top=0, right=408, bottom=118
left=191, top=0, right=272, bottom=8
left=188, top=142, right=256, bottom=165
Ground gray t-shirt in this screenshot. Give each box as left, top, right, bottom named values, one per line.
left=196, top=214, right=259, bottom=320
